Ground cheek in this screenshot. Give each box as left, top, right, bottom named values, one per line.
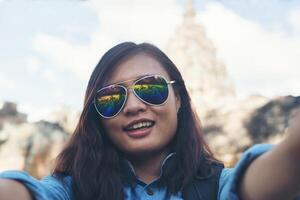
left=166, top=94, right=179, bottom=120
left=155, top=101, right=178, bottom=135
left=167, top=96, right=179, bottom=135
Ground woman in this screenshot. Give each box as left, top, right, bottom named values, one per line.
left=0, top=42, right=299, bottom=200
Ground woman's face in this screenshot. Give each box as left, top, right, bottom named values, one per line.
left=101, top=53, right=181, bottom=156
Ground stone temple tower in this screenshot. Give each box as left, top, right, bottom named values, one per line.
left=166, top=0, right=235, bottom=117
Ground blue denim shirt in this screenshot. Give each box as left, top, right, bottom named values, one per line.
left=1, top=144, right=299, bottom=200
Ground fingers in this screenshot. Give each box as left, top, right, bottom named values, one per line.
left=288, top=109, right=300, bottom=134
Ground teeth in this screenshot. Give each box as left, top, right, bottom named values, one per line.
left=127, top=121, right=153, bottom=130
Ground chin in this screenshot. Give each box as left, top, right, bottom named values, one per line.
left=126, top=144, right=167, bottom=157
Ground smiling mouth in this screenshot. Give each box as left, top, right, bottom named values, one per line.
left=124, top=121, right=155, bottom=138
left=123, top=121, right=155, bottom=132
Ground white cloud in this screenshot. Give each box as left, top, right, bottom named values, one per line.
left=30, top=0, right=182, bottom=81
left=89, top=0, right=182, bottom=48
left=289, top=8, right=300, bottom=33
left=42, top=68, right=58, bottom=82
left=0, top=72, right=16, bottom=89
left=27, top=1, right=300, bottom=100
left=18, top=103, right=56, bottom=122
left=49, top=87, right=64, bottom=100
left=26, top=57, right=40, bottom=73
left=198, top=2, right=300, bottom=98
left=32, top=33, right=101, bottom=81
left=286, top=79, right=300, bottom=96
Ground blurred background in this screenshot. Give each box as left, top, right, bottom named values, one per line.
left=1, top=0, right=300, bottom=178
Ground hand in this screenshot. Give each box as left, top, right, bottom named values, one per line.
left=287, top=109, right=300, bottom=136
left=239, top=108, right=300, bottom=200
left=284, top=108, right=300, bottom=162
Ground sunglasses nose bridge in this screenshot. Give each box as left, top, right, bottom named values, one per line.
left=127, top=86, right=134, bottom=93
left=122, top=86, right=147, bottom=115
left=126, top=85, right=138, bottom=97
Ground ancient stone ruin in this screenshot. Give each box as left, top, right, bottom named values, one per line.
left=165, top=1, right=300, bottom=166
left=166, top=0, right=235, bottom=118
left=0, top=103, right=70, bottom=178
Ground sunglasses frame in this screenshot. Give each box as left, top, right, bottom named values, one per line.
left=93, top=74, right=176, bottom=119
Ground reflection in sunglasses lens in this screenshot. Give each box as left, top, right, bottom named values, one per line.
left=95, top=75, right=170, bottom=118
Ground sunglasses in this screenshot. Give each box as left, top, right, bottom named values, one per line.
left=94, top=75, right=176, bottom=118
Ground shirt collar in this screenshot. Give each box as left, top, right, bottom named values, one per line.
left=120, top=153, right=177, bottom=186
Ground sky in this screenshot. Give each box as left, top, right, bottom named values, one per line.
left=0, top=0, right=300, bottom=121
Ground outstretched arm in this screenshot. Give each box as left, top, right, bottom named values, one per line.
left=239, top=111, right=300, bottom=200
left=0, top=179, right=33, bottom=200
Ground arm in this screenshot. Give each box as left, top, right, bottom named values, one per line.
left=0, top=171, right=72, bottom=200
left=0, top=179, right=33, bottom=200
left=239, top=112, right=300, bottom=200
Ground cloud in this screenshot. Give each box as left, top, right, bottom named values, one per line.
left=32, top=33, right=103, bottom=81
left=198, top=2, right=300, bottom=97
left=18, top=103, right=56, bottom=122
left=0, top=72, right=16, bottom=89
left=89, top=0, right=182, bottom=48
left=289, top=7, right=300, bottom=33
left=42, top=68, right=58, bottom=82
left=29, top=0, right=182, bottom=81
left=26, top=57, right=40, bottom=73
left=27, top=1, right=300, bottom=99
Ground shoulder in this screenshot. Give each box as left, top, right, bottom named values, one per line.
left=217, top=144, right=274, bottom=200
left=183, top=162, right=224, bottom=200
left=195, top=161, right=224, bottom=179
left=41, top=173, right=73, bottom=199
left=0, top=170, right=73, bottom=200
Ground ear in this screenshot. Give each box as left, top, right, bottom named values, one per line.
left=175, top=92, right=181, bottom=113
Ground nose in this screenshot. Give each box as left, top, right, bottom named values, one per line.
left=122, top=89, right=147, bottom=116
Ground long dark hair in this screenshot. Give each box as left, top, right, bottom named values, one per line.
left=53, top=42, right=220, bottom=200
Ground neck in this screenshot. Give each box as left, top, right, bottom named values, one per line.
left=127, top=149, right=170, bottom=184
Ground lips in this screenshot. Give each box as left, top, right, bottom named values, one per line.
left=123, top=119, right=155, bottom=131
left=125, top=126, right=153, bottom=138
left=123, top=118, right=155, bottom=138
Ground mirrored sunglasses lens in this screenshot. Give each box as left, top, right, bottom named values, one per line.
left=95, top=86, right=126, bottom=117
left=134, top=76, right=168, bottom=105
